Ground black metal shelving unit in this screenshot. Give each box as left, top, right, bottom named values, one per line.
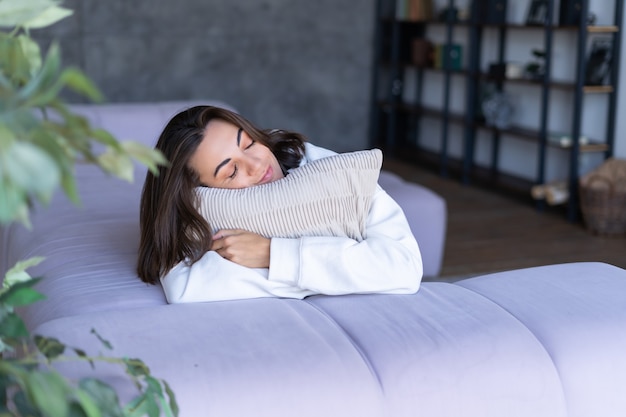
left=369, top=0, right=623, bottom=222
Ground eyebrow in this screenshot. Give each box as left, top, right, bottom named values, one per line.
left=213, top=128, right=243, bottom=178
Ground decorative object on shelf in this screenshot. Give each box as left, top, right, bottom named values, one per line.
left=481, top=88, right=514, bottom=129
left=412, top=38, right=434, bottom=67
left=434, top=43, right=462, bottom=70
left=531, top=181, right=569, bottom=205
left=473, top=0, right=507, bottom=24
left=579, top=158, right=626, bottom=236
left=548, top=133, right=589, bottom=148
left=396, top=0, right=434, bottom=21
left=457, top=7, right=470, bottom=21
left=559, top=0, right=582, bottom=25
left=587, top=12, right=597, bottom=26
left=488, top=62, right=524, bottom=79
left=438, top=6, right=458, bottom=22
left=524, top=49, right=546, bottom=79
left=526, top=0, right=549, bottom=25
left=557, top=1, right=595, bottom=26
left=488, top=62, right=506, bottom=78
left=585, top=38, right=613, bottom=86
left=505, top=62, right=525, bottom=79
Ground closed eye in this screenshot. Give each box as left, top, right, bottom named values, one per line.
left=228, top=165, right=238, bottom=179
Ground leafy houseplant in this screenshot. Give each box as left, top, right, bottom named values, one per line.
left=0, top=0, right=176, bottom=415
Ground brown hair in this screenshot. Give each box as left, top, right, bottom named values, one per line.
left=137, top=106, right=306, bottom=284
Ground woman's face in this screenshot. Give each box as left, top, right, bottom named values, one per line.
left=189, top=119, right=285, bottom=189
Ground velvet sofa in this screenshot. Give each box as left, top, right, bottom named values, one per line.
left=2, top=101, right=626, bottom=417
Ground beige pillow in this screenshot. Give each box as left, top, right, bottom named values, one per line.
left=194, top=149, right=382, bottom=241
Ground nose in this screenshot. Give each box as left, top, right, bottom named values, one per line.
left=245, top=155, right=264, bottom=176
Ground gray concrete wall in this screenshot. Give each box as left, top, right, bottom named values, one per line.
left=36, top=0, right=376, bottom=152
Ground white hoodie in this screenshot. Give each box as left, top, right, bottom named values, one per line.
left=160, top=143, right=423, bottom=303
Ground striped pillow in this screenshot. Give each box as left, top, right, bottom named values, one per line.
left=194, top=149, right=382, bottom=241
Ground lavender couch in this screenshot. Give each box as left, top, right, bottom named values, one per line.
left=2, top=101, right=626, bottom=417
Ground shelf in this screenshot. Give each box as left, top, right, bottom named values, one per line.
left=385, top=19, right=619, bottom=34
left=385, top=143, right=537, bottom=201
left=583, top=85, right=614, bottom=93
left=480, top=75, right=615, bottom=93
left=380, top=100, right=610, bottom=154
left=381, top=64, right=615, bottom=93
left=475, top=123, right=610, bottom=153
left=371, top=0, right=622, bottom=223
left=478, top=74, right=576, bottom=90
left=587, top=25, right=620, bottom=33
left=380, top=60, right=468, bottom=74
left=379, top=100, right=466, bottom=124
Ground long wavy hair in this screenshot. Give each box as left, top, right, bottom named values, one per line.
left=137, top=106, right=307, bottom=284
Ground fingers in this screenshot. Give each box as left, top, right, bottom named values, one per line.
left=210, top=229, right=244, bottom=256
left=209, top=229, right=271, bottom=268
left=212, top=229, right=245, bottom=240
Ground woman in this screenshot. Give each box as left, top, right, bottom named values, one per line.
left=138, top=105, right=423, bottom=303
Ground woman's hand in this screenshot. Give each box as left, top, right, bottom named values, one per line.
left=211, top=229, right=271, bottom=268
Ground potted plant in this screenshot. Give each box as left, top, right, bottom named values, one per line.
left=0, top=0, right=176, bottom=415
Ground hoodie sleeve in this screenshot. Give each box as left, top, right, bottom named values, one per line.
left=267, top=184, right=423, bottom=295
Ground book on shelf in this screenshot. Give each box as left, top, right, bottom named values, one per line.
left=433, top=44, right=462, bottom=70
left=396, top=0, right=433, bottom=21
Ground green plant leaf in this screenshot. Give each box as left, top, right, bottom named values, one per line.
left=71, top=347, right=96, bottom=369
left=146, top=396, right=161, bottom=417
left=124, top=394, right=149, bottom=417
left=0, top=179, right=30, bottom=225
left=0, top=34, right=33, bottom=85
left=17, top=41, right=61, bottom=105
left=0, top=0, right=63, bottom=28
left=144, top=376, right=163, bottom=397
left=0, top=312, right=29, bottom=340
left=78, top=378, right=123, bottom=417
left=123, top=358, right=150, bottom=378
left=90, top=128, right=122, bottom=150
left=24, top=371, right=70, bottom=417
left=97, top=148, right=134, bottom=182
left=0, top=277, right=43, bottom=306
left=17, top=33, right=42, bottom=76
left=124, top=393, right=160, bottom=417
left=68, top=400, right=90, bottom=417
left=34, top=335, right=66, bottom=359
left=59, top=67, right=103, bottom=102
left=60, top=169, right=81, bottom=204
left=12, top=389, right=41, bottom=417
left=22, top=5, right=73, bottom=29
left=3, top=256, right=45, bottom=287
left=90, top=328, right=113, bottom=350
left=0, top=376, right=8, bottom=412
left=122, top=141, right=168, bottom=175
left=2, top=141, right=61, bottom=201
left=0, top=285, right=44, bottom=307
left=162, top=381, right=179, bottom=417
left=71, top=393, right=99, bottom=417
left=0, top=337, right=14, bottom=354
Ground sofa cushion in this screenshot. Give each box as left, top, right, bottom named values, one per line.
left=33, top=279, right=568, bottom=417
left=457, top=262, right=626, bottom=417
left=195, top=149, right=382, bottom=241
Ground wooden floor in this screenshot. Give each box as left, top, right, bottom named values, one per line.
left=382, top=158, right=626, bottom=280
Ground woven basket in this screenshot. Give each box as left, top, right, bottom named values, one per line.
left=579, top=158, right=626, bottom=236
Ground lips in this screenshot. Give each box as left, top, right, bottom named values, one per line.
left=258, top=166, right=273, bottom=184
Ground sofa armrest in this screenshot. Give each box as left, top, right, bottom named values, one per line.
left=379, top=171, right=447, bottom=277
